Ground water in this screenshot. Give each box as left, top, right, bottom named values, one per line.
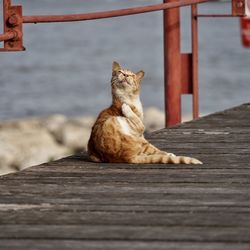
left=0, top=0, right=250, bottom=120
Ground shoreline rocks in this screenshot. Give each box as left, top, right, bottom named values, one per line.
left=0, top=114, right=96, bottom=176
left=0, top=107, right=192, bottom=176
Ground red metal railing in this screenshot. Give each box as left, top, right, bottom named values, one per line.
left=0, top=0, right=247, bottom=126
left=22, top=0, right=209, bottom=23
left=0, top=31, right=15, bottom=42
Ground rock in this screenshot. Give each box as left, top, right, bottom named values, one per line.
left=0, top=107, right=169, bottom=176
left=144, top=107, right=165, bottom=132
left=0, top=128, right=70, bottom=176
left=41, top=114, right=67, bottom=137
left=41, top=116, right=94, bottom=150
left=74, top=116, right=95, bottom=128
left=0, top=117, right=42, bottom=130
left=51, top=119, right=92, bottom=151
left=0, top=141, right=17, bottom=175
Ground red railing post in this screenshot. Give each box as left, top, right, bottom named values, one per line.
left=192, top=4, right=199, bottom=119
left=3, top=0, right=11, bottom=50
left=163, top=0, right=182, bottom=127
left=0, top=0, right=24, bottom=52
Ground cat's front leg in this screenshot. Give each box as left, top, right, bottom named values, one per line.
left=122, top=103, right=145, bottom=135
left=121, top=103, right=135, bottom=118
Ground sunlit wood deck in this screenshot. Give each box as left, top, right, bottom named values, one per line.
left=1, top=103, right=250, bottom=250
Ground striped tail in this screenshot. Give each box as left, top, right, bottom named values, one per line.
left=130, top=154, right=202, bottom=164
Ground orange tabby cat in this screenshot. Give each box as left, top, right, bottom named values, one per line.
left=88, top=62, right=202, bottom=164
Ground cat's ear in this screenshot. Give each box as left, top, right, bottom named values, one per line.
left=136, top=70, right=145, bottom=81
left=112, top=61, right=121, bottom=73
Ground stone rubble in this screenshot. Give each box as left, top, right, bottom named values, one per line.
left=0, top=107, right=170, bottom=176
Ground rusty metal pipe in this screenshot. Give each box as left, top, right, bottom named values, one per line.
left=164, top=0, right=182, bottom=127
left=0, top=31, right=15, bottom=42
left=22, top=0, right=211, bottom=24
left=197, top=14, right=245, bottom=17
left=192, top=4, right=199, bottom=119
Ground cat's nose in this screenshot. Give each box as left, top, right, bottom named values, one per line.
left=118, top=74, right=125, bottom=81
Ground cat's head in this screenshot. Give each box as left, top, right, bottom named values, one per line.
left=111, top=61, right=144, bottom=98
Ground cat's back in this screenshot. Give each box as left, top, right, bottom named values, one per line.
left=87, top=106, right=124, bottom=162
left=88, top=106, right=122, bottom=146
left=92, top=106, right=121, bottom=129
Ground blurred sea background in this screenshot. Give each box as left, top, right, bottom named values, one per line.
left=1, top=0, right=250, bottom=121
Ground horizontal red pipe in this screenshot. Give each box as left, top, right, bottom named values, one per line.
left=0, top=31, right=15, bottom=42
left=22, top=0, right=211, bottom=23
left=197, top=14, right=246, bottom=17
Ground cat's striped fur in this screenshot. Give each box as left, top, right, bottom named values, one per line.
left=87, top=62, right=202, bottom=164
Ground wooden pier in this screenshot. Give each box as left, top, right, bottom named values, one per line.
left=1, top=103, right=250, bottom=250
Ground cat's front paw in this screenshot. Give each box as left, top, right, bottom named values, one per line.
left=122, top=103, right=133, bottom=117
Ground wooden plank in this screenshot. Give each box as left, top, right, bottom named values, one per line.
left=1, top=210, right=250, bottom=227
left=1, top=240, right=250, bottom=250
left=2, top=169, right=250, bottom=184
left=2, top=203, right=250, bottom=213
left=1, top=190, right=250, bottom=205
left=1, top=182, right=249, bottom=193
left=1, top=225, right=250, bottom=242
left=1, top=197, right=250, bottom=208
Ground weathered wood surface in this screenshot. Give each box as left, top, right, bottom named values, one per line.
left=1, top=103, right=250, bottom=250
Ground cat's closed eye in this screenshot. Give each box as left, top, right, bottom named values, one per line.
left=119, top=72, right=128, bottom=77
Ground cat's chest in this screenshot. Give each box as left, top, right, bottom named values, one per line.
left=130, top=98, right=143, bottom=119
left=133, top=98, right=142, bottom=113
